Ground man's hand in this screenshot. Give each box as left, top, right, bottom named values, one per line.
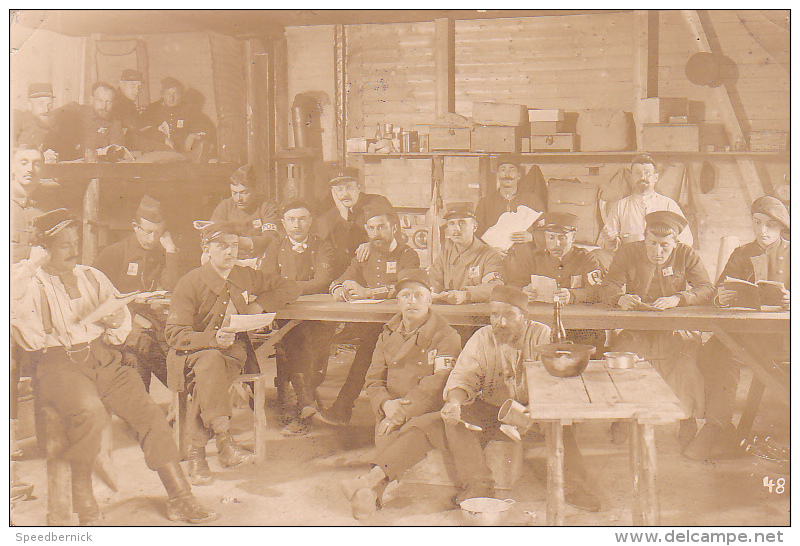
left=342, top=280, right=371, bottom=300
left=443, top=290, right=468, bottom=305
left=160, top=230, right=178, bottom=253
left=332, top=286, right=348, bottom=302
left=215, top=328, right=236, bottom=348
left=28, top=246, right=51, bottom=269
left=238, top=236, right=254, bottom=254
left=102, top=307, right=127, bottom=329
left=522, top=285, right=538, bottom=305
left=43, top=149, right=58, bottom=163
left=715, top=286, right=737, bottom=307
left=554, top=287, right=572, bottom=306
left=243, top=302, right=264, bottom=315
left=355, top=242, right=371, bottom=262
left=377, top=417, right=400, bottom=436
left=652, top=295, right=680, bottom=310
left=440, top=400, right=462, bottom=425
left=184, top=133, right=201, bottom=151
left=510, top=231, right=533, bottom=244
left=617, top=294, right=642, bottom=310
left=781, top=288, right=790, bottom=310
left=382, top=398, right=411, bottom=425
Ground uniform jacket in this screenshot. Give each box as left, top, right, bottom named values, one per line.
left=475, top=190, right=546, bottom=238
left=364, top=310, right=461, bottom=421
left=443, top=321, right=551, bottom=407
left=210, top=196, right=279, bottom=259
left=12, top=109, right=53, bottom=150
left=140, top=101, right=213, bottom=153
left=505, top=243, right=603, bottom=303
left=11, top=192, right=51, bottom=263
left=261, top=234, right=335, bottom=295
left=717, top=239, right=790, bottom=290
left=600, top=240, right=713, bottom=306
left=330, top=240, right=420, bottom=299
left=93, top=234, right=180, bottom=294
left=430, top=237, right=504, bottom=303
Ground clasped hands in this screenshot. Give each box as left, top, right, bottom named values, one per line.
left=617, top=293, right=680, bottom=311
left=377, top=398, right=411, bottom=436
left=333, top=280, right=372, bottom=301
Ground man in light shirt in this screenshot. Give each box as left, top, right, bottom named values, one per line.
left=598, top=153, right=693, bottom=251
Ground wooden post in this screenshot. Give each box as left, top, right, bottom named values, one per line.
left=334, top=23, right=347, bottom=165
left=633, top=10, right=659, bottom=150
left=253, top=375, right=268, bottom=463
left=245, top=39, right=258, bottom=171
left=545, top=421, right=565, bottom=526
left=629, top=421, right=644, bottom=525
left=173, top=390, right=191, bottom=462
left=82, top=178, right=100, bottom=265
left=434, top=17, right=455, bottom=119
left=641, top=423, right=660, bottom=525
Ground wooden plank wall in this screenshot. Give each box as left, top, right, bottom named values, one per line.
left=209, top=33, right=247, bottom=163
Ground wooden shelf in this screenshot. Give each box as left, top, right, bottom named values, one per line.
left=351, top=151, right=789, bottom=161
left=41, top=162, right=239, bottom=183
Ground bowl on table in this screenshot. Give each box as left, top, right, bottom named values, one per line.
left=459, top=497, right=515, bottom=526
left=604, top=351, right=642, bottom=369
left=534, top=342, right=596, bottom=378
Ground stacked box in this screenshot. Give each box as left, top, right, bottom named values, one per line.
left=472, top=102, right=528, bottom=127
left=642, top=124, right=700, bottom=151
left=530, top=133, right=576, bottom=152
left=471, top=126, right=521, bottom=153
left=442, top=156, right=483, bottom=205
left=429, top=126, right=471, bottom=151
left=749, top=130, right=789, bottom=152
left=637, top=98, right=690, bottom=124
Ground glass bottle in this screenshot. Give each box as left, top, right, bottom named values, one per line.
left=551, top=298, right=568, bottom=344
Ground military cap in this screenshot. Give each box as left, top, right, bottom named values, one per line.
left=495, top=153, right=521, bottom=170
left=328, top=166, right=359, bottom=186
left=229, top=164, right=257, bottom=189
left=443, top=201, right=476, bottom=221
left=161, top=76, right=184, bottom=92
left=28, top=83, right=54, bottom=99
left=363, top=200, right=398, bottom=223
left=136, top=195, right=164, bottom=224
left=33, top=208, right=75, bottom=243
left=280, top=197, right=314, bottom=217
left=534, top=212, right=578, bottom=233
left=394, top=268, right=432, bottom=293
left=201, top=222, right=241, bottom=244
left=121, top=69, right=143, bottom=82
left=751, top=196, right=790, bottom=231
left=490, top=285, right=528, bottom=311
left=631, top=153, right=656, bottom=168
left=645, top=210, right=688, bottom=235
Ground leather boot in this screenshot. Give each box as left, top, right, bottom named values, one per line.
left=187, top=445, right=214, bottom=486
left=70, top=461, right=100, bottom=526
left=157, top=462, right=219, bottom=524
left=215, top=431, right=255, bottom=468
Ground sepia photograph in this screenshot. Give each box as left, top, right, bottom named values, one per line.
left=7, top=7, right=791, bottom=535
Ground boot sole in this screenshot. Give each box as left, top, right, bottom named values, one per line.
left=167, top=511, right=220, bottom=524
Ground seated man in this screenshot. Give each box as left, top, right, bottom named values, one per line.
left=210, top=164, right=279, bottom=268
left=342, top=269, right=462, bottom=519
left=113, top=69, right=145, bottom=150
left=12, top=83, right=58, bottom=160
left=11, top=145, right=56, bottom=263
left=93, top=195, right=179, bottom=392
left=261, top=198, right=338, bottom=434
left=600, top=211, right=713, bottom=446
left=598, top=153, right=693, bottom=251
left=165, top=222, right=301, bottom=485
left=505, top=212, right=605, bottom=353
left=11, top=209, right=216, bottom=525
left=322, top=201, right=420, bottom=425
left=684, top=196, right=790, bottom=461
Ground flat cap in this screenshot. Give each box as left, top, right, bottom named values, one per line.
left=490, top=285, right=528, bottom=311
left=28, top=83, right=54, bottom=99
left=645, top=210, right=688, bottom=235
left=201, top=222, right=241, bottom=244
left=495, top=153, right=521, bottom=170
left=631, top=153, right=656, bottom=168
left=33, top=208, right=75, bottom=243
left=229, top=164, right=257, bottom=188
left=121, top=69, right=143, bottom=82
left=136, top=194, right=164, bottom=224
left=443, top=201, right=476, bottom=221
left=161, top=76, right=184, bottom=92
left=363, top=200, right=398, bottom=223
left=280, top=197, right=314, bottom=217
left=394, top=268, right=432, bottom=293
left=328, top=166, right=359, bottom=186
left=534, top=212, right=578, bottom=233
left=751, top=196, right=790, bottom=231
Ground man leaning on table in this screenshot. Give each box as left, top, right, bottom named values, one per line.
left=600, top=210, right=713, bottom=447
left=165, top=222, right=301, bottom=486
left=684, top=196, right=790, bottom=461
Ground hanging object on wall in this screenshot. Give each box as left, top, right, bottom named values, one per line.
left=684, top=52, right=738, bottom=88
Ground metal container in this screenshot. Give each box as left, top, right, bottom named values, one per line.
left=534, top=342, right=596, bottom=378
left=459, top=497, right=515, bottom=526
left=604, top=351, right=642, bottom=369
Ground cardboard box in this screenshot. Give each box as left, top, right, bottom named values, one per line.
left=638, top=98, right=690, bottom=124
left=528, top=108, right=565, bottom=122
left=749, top=130, right=789, bottom=152
left=470, top=125, right=521, bottom=153
left=346, top=138, right=368, bottom=154
left=529, top=120, right=564, bottom=134
left=642, top=124, right=700, bottom=151
left=530, top=133, right=576, bottom=152
left=472, top=102, right=528, bottom=127
left=428, top=126, right=471, bottom=151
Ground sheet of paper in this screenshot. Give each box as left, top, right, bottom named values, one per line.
left=480, top=205, right=542, bottom=251
left=226, top=313, right=276, bottom=333
left=529, top=275, right=557, bottom=303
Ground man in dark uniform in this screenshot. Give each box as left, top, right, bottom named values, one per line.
left=505, top=212, right=605, bottom=353
left=210, top=164, right=279, bottom=268
left=165, top=222, right=301, bottom=485
left=113, top=69, right=145, bottom=150
left=341, top=269, right=461, bottom=519
left=93, top=195, right=179, bottom=391
left=684, top=196, right=790, bottom=461
left=11, top=145, right=55, bottom=263
left=11, top=209, right=217, bottom=525
left=261, top=198, right=338, bottom=434
left=600, top=211, right=714, bottom=446
left=315, top=166, right=394, bottom=277
left=12, top=83, right=57, bottom=160
left=475, top=154, right=547, bottom=249
left=319, top=201, right=420, bottom=425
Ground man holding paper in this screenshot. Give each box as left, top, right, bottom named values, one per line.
left=685, top=196, right=790, bottom=461
left=165, top=222, right=301, bottom=485
left=11, top=209, right=217, bottom=525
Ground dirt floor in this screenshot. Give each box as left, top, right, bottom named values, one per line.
left=10, top=341, right=790, bottom=527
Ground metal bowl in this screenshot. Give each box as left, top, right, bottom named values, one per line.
left=535, top=342, right=596, bottom=378
left=459, top=497, right=515, bottom=526
left=604, top=351, right=641, bottom=369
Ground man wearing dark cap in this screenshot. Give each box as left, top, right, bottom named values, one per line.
left=11, top=209, right=217, bottom=525
left=440, top=285, right=600, bottom=510
left=165, top=222, right=301, bottom=485
left=261, top=198, right=338, bottom=434
left=140, top=76, right=213, bottom=161
left=430, top=201, right=505, bottom=305
left=599, top=154, right=693, bottom=250
left=601, top=210, right=713, bottom=446
left=11, top=145, right=56, bottom=263
left=210, top=164, right=279, bottom=267
left=114, top=69, right=145, bottom=148
left=474, top=154, right=547, bottom=247
left=12, top=83, right=58, bottom=159
left=341, top=269, right=461, bottom=519
left=685, top=196, right=790, bottom=461
left=320, top=201, right=421, bottom=425
left=315, top=165, right=395, bottom=276
left=93, top=195, right=179, bottom=391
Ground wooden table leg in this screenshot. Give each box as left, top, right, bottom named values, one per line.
left=253, top=375, right=268, bottom=463
left=736, top=377, right=766, bottom=441
left=629, top=421, right=644, bottom=525
left=545, top=421, right=565, bottom=526
left=641, top=423, right=660, bottom=526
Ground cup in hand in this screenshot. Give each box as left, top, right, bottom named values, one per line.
left=498, top=399, right=534, bottom=429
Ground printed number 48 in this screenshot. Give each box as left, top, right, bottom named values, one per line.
left=763, top=476, right=786, bottom=494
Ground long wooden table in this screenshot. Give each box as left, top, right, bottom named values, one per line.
left=526, top=359, right=686, bottom=526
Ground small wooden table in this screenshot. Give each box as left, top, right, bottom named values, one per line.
left=526, top=359, right=687, bottom=526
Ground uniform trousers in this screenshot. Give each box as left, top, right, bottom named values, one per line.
left=276, top=320, right=337, bottom=391
left=331, top=323, right=382, bottom=414
left=122, top=322, right=168, bottom=392
left=33, top=339, right=178, bottom=469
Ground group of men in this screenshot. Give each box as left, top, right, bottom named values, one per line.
left=12, top=73, right=213, bottom=163
left=9, top=142, right=790, bottom=523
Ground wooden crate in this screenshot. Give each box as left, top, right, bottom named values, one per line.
left=429, top=126, right=471, bottom=151
left=530, top=133, right=576, bottom=152
left=637, top=98, right=690, bottom=124
left=442, top=156, right=483, bottom=206
left=472, top=101, right=528, bottom=127
left=642, top=124, right=700, bottom=152
left=749, top=130, right=788, bottom=152
left=471, top=125, right=521, bottom=153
